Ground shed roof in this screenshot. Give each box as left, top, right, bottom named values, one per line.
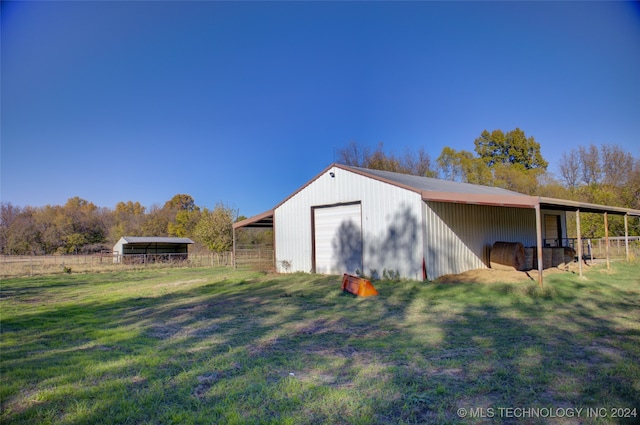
left=119, top=237, right=194, bottom=244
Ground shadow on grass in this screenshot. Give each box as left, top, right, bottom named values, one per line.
left=1, top=265, right=639, bottom=424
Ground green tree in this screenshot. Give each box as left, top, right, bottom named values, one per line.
left=193, top=203, right=237, bottom=253
left=492, top=163, right=541, bottom=195
left=436, top=146, right=463, bottom=181
left=474, top=128, right=548, bottom=170
left=66, top=233, right=88, bottom=254
left=169, top=209, right=201, bottom=238
left=436, top=147, right=492, bottom=185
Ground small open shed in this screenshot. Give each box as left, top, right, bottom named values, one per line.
left=113, top=237, right=194, bottom=263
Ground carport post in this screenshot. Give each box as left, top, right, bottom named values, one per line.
left=576, top=209, right=583, bottom=278
left=604, top=212, right=610, bottom=270
left=232, top=227, right=236, bottom=269
left=535, top=203, right=543, bottom=288
left=624, top=214, right=629, bottom=262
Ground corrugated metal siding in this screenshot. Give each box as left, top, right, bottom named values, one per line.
left=424, top=201, right=537, bottom=279
left=275, top=166, right=424, bottom=279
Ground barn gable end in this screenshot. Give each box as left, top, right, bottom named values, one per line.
left=274, top=165, right=425, bottom=279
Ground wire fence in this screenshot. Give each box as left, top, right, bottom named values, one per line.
left=234, top=249, right=275, bottom=271
left=0, top=249, right=273, bottom=278
left=544, top=237, right=640, bottom=260
left=0, top=253, right=218, bottom=277
left=1, top=238, right=635, bottom=278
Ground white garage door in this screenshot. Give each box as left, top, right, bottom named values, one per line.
left=314, top=203, right=363, bottom=275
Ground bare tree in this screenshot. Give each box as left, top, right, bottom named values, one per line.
left=558, top=149, right=580, bottom=188
left=578, top=144, right=602, bottom=185
left=401, top=147, right=435, bottom=177
left=601, top=144, right=634, bottom=187
left=335, top=141, right=370, bottom=167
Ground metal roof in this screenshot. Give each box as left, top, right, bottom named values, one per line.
left=233, top=163, right=640, bottom=230
left=345, top=165, right=640, bottom=216
left=538, top=197, right=640, bottom=216
left=232, top=210, right=274, bottom=229
left=120, top=237, right=194, bottom=244
left=349, top=166, right=525, bottom=196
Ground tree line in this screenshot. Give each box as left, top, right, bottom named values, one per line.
left=336, top=128, right=640, bottom=237
left=2, top=128, right=638, bottom=255
left=0, top=194, right=265, bottom=255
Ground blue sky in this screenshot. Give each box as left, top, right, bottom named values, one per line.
left=2, top=1, right=639, bottom=217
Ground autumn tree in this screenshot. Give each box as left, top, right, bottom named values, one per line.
left=60, top=197, right=106, bottom=253
left=110, top=201, right=146, bottom=242
left=0, top=203, right=20, bottom=254
left=141, top=205, right=171, bottom=237
left=164, top=194, right=200, bottom=238
left=140, top=194, right=200, bottom=238
left=164, top=194, right=197, bottom=212
left=4, top=207, right=39, bottom=254
left=35, top=205, right=68, bottom=254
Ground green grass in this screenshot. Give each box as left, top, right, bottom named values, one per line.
left=1, top=263, right=639, bottom=424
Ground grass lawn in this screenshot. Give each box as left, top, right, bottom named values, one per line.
left=1, top=263, right=639, bottom=424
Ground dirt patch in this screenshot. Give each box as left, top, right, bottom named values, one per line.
left=435, top=263, right=585, bottom=284
left=169, top=278, right=207, bottom=286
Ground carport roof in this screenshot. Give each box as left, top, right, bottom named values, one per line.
left=120, top=237, right=194, bottom=244
left=233, top=209, right=274, bottom=229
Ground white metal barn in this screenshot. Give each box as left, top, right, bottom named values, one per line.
left=234, top=164, right=640, bottom=283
